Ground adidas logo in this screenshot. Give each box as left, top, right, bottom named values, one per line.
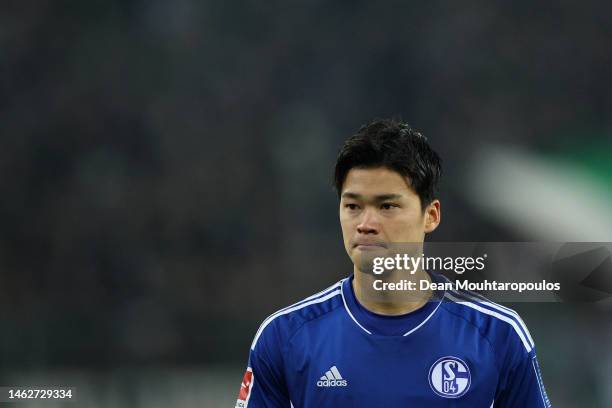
left=316, top=365, right=348, bottom=387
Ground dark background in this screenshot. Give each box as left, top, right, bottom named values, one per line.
left=2, top=1, right=611, bottom=406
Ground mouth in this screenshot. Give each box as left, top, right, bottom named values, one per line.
left=353, top=241, right=387, bottom=250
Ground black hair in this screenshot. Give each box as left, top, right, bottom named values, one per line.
left=334, top=118, right=442, bottom=210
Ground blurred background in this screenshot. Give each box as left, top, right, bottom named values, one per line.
left=1, top=1, right=611, bottom=406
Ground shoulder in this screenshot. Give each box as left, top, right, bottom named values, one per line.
left=250, top=279, right=345, bottom=352
left=440, top=286, right=535, bottom=355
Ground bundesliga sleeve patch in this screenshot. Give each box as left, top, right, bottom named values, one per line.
left=235, top=367, right=253, bottom=408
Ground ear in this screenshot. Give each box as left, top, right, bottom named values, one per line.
left=424, top=199, right=441, bottom=234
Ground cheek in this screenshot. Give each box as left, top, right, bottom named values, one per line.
left=339, top=217, right=357, bottom=250
left=387, top=215, right=424, bottom=239
left=339, top=212, right=355, bottom=231
left=340, top=220, right=353, bottom=243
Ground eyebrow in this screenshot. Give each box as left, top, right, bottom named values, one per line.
left=341, top=192, right=403, bottom=201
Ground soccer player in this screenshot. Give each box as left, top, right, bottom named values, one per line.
left=236, top=119, right=552, bottom=407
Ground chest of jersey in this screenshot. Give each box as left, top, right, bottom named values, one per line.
left=284, top=312, right=498, bottom=407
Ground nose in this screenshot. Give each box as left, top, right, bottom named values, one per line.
left=356, top=209, right=379, bottom=234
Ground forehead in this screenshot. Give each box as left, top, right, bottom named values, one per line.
left=341, top=167, right=413, bottom=196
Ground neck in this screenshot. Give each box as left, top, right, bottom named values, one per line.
left=352, top=268, right=432, bottom=316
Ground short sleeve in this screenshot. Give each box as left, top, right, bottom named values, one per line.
left=235, top=320, right=291, bottom=408
left=494, top=345, right=552, bottom=408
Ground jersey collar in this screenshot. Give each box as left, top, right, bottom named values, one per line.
left=341, top=273, right=445, bottom=337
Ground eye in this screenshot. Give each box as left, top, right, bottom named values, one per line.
left=381, top=203, right=399, bottom=210
left=344, top=203, right=359, bottom=210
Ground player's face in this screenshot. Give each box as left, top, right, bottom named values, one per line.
left=339, top=167, right=440, bottom=271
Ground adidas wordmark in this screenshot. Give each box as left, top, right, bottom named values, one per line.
left=316, top=365, right=348, bottom=387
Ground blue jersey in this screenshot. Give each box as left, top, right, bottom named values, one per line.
left=236, top=274, right=552, bottom=407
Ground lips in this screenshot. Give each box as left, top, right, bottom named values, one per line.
left=353, top=240, right=387, bottom=249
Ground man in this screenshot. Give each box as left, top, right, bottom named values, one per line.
left=236, top=119, right=552, bottom=407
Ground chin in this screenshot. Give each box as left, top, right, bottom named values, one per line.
left=351, top=252, right=378, bottom=275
